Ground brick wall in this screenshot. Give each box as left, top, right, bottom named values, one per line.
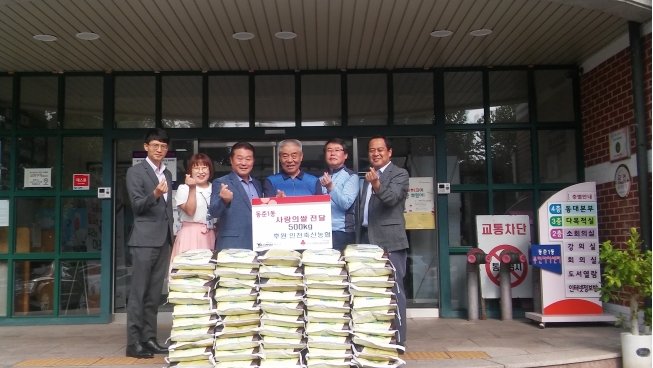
left=581, top=33, right=652, bottom=247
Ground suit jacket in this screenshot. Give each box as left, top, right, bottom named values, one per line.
left=126, top=160, right=174, bottom=248
left=209, top=172, right=263, bottom=251
left=360, top=162, right=409, bottom=252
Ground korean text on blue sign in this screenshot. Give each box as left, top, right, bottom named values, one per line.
left=529, top=244, right=562, bottom=274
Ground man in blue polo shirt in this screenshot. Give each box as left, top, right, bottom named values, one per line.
left=263, top=139, right=319, bottom=197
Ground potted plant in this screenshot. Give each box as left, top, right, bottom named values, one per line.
left=599, top=227, right=652, bottom=368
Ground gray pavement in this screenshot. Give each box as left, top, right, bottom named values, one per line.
left=0, top=317, right=624, bottom=368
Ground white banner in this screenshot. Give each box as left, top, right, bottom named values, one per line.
left=24, top=168, right=52, bottom=188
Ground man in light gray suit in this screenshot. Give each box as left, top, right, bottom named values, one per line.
left=125, top=128, right=173, bottom=358
left=210, top=142, right=263, bottom=251
left=360, top=135, right=409, bottom=352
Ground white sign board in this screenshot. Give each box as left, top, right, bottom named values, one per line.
left=132, top=151, right=177, bottom=182
left=404, top=177, right=435, bottom=230
left=252, top=195, right=332, bottom=251
left=476, top=215, right=532, bottom=298
left=0, top=200, right=8, bottom=227
left=24, top=168, right=52, bottom=188
left=609, top=127, right=630, bottom=162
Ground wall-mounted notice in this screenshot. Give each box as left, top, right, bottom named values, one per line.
left=0, top=200, right=8, bottom=227
left=404, top=177, right=435, bottom=230
left=24, top=168, right=52, bottom=188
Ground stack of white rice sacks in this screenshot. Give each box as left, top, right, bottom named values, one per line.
left=345, top=244, right=406, bottom=368
left=166, top=249, right=218, bottom=368
left=257, top=249, right=307, bottom=368
left=303, top=249, right=354, bottom=367
left=213, top=249, right=264, bottom=368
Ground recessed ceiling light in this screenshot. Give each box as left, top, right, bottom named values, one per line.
left=33, top=34, right=57, bottom=42
left=469, top=29, right=492, bottom=37
left=275, top=31, right=297, bottom=40
left=233, top=32, right=255, bottom=40
left=430, top=30, right=453, bottom=37
left=76, top=32, right=100, bottom=40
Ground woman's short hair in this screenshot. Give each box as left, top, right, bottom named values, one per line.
left=186, top=153, right=214, bottom=178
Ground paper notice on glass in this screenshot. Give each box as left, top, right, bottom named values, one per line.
left=404, top=177, right=435, bottom=229
left=0, top=200, right=8, bottom=227
left=24, top=168, right=53, bottom=188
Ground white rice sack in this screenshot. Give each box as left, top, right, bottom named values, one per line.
left=262, top=336, right=307, bottom=350
left=349, top=275, right=395, bottom=288
left=349, top=285, right=394, bottom=298
left=216, top=249, right=259, bottom=268
left=171, top=249, right=216, bottom=270
left=216, top=300, right=260, bottom=315
left=351, top=310, right=397, bottom=323
left=218, top=278, right=258, bottom=289
left=353, top=356, right=405, bottom=368
left=259, top=301, right=305, bottom=316
left=169, top=338, right=214, bottom=351
left=351, top=332, right=405, bottom=352
left=258, top=249, right=302, bottom=267
left=215, top=287, right=258, bottom=302
left=352, top=297, right=397, bottom=312
left=264, top=348, right=302, bottom=359
left=168, top=291, right=215, bottom=306
left=261, top=312, right=306, bottom=328
left=169, top=326, right=216, bottom=342
left=259, top=358, right=305, bottom=368
left=214, top=360, right=260, bottom=368
left=305, top=348, right=353, bottom=360
left=170, top=269, right=215, bottom=280
left=305, top=279, right=349, bottom=289
left=352, top=321, right=396, bottom=337
left=305, top=288, right=350, bottom=301
left=307, top=334, right=353, bottom=350
left=214, top=335, right=262, bottom=351
left=172, top=314, right=220, bottom=329
left=169, top=358, right=216, bottom=368
left=305, top=311, right=351, bottom=324
left=343, top=244, right=387, bottom=262
left=214, top=323, right=260, bottom=338
left=304, top=266, right=348, bottom=281
left=169, top=278, right=217, bottom=293
left=259, top=265, right=304, bottom=280
left=214, top=346, right=264, bottom=362
left=305, top=322, right=350, bottom=336
left=259, top=323, right=305, bottom=338
left=302, top=249, right=344, bottom=266
left=305, top=358, right=353, bottom=368
left=259, top=278, right=306, bottom=292
left=166, top=347, right=213, bottom=363
left=259, top=290, right=305, bottom=302
left=305, top=298, right=351, bottom=313
left=354, top=345, right=400, bottom=360
left=215, top=266, right=259, bottom=279
left=219, top=313, right=261, bottom=327
left=173, top=303, right=217, bottom=317
left=346, top=261, right=393, bottom=277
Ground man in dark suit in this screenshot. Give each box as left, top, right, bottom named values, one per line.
left=125, top=128, right=174, bottom=358
left=359, top=135, right=410, bottom=351
left=210, top=142, right=263, bottom=251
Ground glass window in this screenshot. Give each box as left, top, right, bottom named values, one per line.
left=62, top=137, right=103, bottom=190
left=449, top=255, right=468, bottom=310
left=209, top=75, right=249, bottom=128
left=162, top=75, right=202, bottom=128
left=491, top=130, right=532, bottom=184
left=301, top=74, right=341, bottom=126
left=0, top=77, right=12, bottom=129
left=446, top=131, right=486, bottom=184
left=348, top=74, right=387, bottom=126
left=445, top=72, right=483, bottom=124
left=59, top=260, right=101, bottom=315
left=64, top=76, right=103, bottom=129
left=494, top=190, right=535, bottom=243
left=18, top=136, right=57, bottom=190
left=14, top=260, right=54, bottom=315
left=489, top=71, right=529, bottom=123
left=15, top=198, right=56, bottom=253
left=535, top=69, right=575, bottom=122
left=115, top=76, right=155, bottom=128
left=0, top=137, right=11, bottom=190
left=393, top=73, right=433, bottom=125
left=538, top=130, right=578, bottom=183
left=0, top=261, right=6, bottom=316
left=0, top=202, right=7, bottom=254
left=255, top=75, right=295, bottom=127
left=540, top=190, right=557, bottom=205
left=20, top=76, right=58, bottom=129
left=61, top=198, right=102, bottom=253
left=447, top=192, right=488, bottom=247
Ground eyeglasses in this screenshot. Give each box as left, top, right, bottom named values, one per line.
left=192, top=165, right=210, bottom=172
left=326, top=148, right=344, bottom=154
left=148, top=143, right=168, bottom=151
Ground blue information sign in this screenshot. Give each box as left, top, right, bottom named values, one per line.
left=529, top=244, right=562, bottom=274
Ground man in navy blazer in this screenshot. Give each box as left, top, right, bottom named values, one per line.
left=209, top=142, right=263, bottom=251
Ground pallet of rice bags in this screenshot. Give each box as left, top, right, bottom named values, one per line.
left=305, top=321, right=351, bottom=337
left=349, top=285, right=394, bottom=298
left=261, top=312, right=306, bottom=328
left=169, top=278, right=217, bottom=293
left=258, top=290, right=305, bottom=303
left=305, top=278, right=349, bottom=289
left=169, top=338, right=214, bottom=351
left=259, top=300, right=305, bottom=316
left=172, top=303, right=217, bottom=318
left=216, top=300, right=260, bottom=315
left=168, top=291, right=215, bottom=306
left=305, top=358, right=353, bottom=367
left=343, top=244, right=388, bottom=263
left=170, top=268, right=215, bottom=280
left=351, top=332, right=405, bottom=353
left=301, top=249, right=344, bottom=267
left=259, top=324, right=305, bottom=339
left=351, top=296, right=397, bottom=312
left=261, top=336, right=307, bottom=350
left=259, top=357, right=305, bottom=368
left=218, top=313, right=261, bottom=327
left=304, top=266, right=348, bottom=281
left=353, top=345, right=402, bottom=361
left=352, top=320, right=397, bottom=338
left=171, top=249, right=217, bottom=270
left=166, top=347, right=213, bottom=363
left=349, top=275, right=395, bottom=288
left=264, top=348, right=303, bottom=360
left=305, top=288, right=350, bottom=301
left=214, top=323, right=260, bottom=338
left=259, top=265, right=304, bottom=280
left=258, top=249, right=302, bottom=267
left=352, top=356, right=405, bottom=368
left=351, top=310, right=397, bottom=323
left=305, top=348, right=353, bottom=360
left=218, top=278, right=258, bottom=289
left=214, top=346, right=265, bottom=362
left=214, top=359, right=260, bottom=368
left=259, top=278, right=306, bottom=291
left=215, top=266, right=259, bottom=280
left=214, top=335, right=261, bottom=351
left=169, top=326, right=216, bottom=343
left=305, top=311, right=351, bottom=324
left=172, top=314, right=220, bottom=329
left=214, top=287, right=258, bottom=302
left=168, top=358, right=216, bottom=368
left=346, top=261, right=394, bottom=277
left=215, top=249, right=260, bottom=268
left=306, top=334, right=352, bottom=350
left=305, top=298, right=350, bottom=313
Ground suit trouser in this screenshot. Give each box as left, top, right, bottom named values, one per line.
left=126, top=243, right=171, bottom=345
left=361, top=228, right=408, bottom=344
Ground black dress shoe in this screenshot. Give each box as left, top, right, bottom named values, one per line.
left=142, top=338, right=168, bottom=354
left=125, top=342, right=154, bottom=359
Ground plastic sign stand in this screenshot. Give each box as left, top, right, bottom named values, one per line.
left=525, top=182, right=616, bottom=328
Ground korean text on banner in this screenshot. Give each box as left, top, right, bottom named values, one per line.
left=252, top=195, right=332, bottom=251
left=404, top=177, right=435, bottom=230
